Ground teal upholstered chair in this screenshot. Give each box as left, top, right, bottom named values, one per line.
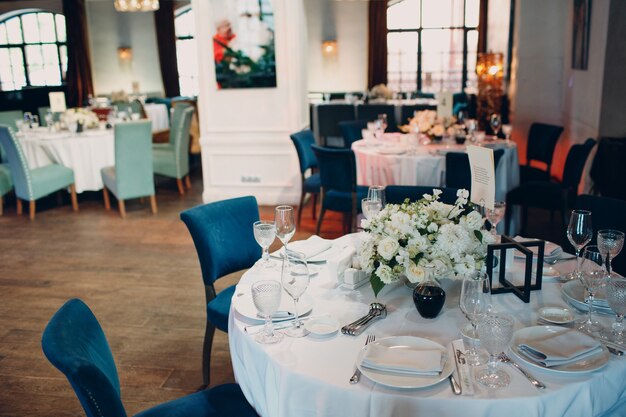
left=0, top=110, right=23, bottom=162
left=153, top=104, right=194, bottom=195
left=0, top=125, right=77, bottom=220
left=0, top=162, right=13, bottom=216
left=101, top=120, right=157, bottom=218
left=42, top=298, right=258, bottom=417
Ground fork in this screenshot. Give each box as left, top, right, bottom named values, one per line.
left=349, top=334, right=375, bottom=384
left=498, top=352, right=546, bottom=389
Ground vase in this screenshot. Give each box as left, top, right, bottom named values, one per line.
left=413, top=279, right=446, bottom=318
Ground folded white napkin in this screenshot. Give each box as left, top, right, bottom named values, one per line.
left=518, top=329, right=602, bottom=367
left=287, top=236, right=332, bottom=259
left=514, top=236, right=562, bottom=258
left=361, top=344, right=443, bottom=376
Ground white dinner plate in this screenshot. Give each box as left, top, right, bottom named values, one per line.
left=356, top=336, right=453, bottom=389
left=509, top=326, right=609, bottom=375
left=538, top=307, right=575, bottom=324
left=233, top=284, right=314, bottom=323
left=561, top=280, right=613, bottom=314
left=304, top=316, right=339, bottom=337
left=377, top=147, right=406, bottom=155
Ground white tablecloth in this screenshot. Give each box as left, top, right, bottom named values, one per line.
left=229, top=235, right=626, bottom=417
left=144, top=103, right=169, bottom=132
left=19, top=129, right=115, bottom=193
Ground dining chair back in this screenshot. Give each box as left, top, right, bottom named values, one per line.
left=521, top=122, right=564, bottom=182
left=356, top=104, right=397, bottom=132
left=338, top=119, right=368, bottom=149
left=0, top=126, right=30, bottom=201
left=42, top=298, right=258, bottom=417
left=445, top=149, right=504, bottom=192
left=0, top=163, right=13, bottom=216
left=180, top=196, right=261, bottom=387
left=316, top=104, right=355, bottom=146
left=38, top=107, right=50, bottom=126
left=385, top=185, right=460, bottom=205
left=0, top=111, right=23, bottom=162
left=561, top=138, right=596, bottom=192
left=289, top=129, right=320, bottom=225
left=590, top=137, right=626, bottom=200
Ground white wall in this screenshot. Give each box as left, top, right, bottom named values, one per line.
left=85, top=0, right=163, bottom=96
left=303, top=0, right=367, bottom=92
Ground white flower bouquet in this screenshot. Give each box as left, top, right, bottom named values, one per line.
left=399, top=110, right=458, bottom=139
left=65, top=108, right=99, bottom=129
left=358, top=189, right=496, bottom=296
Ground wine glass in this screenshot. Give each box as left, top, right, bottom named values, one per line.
left=367, top=186, right=386, bottom=208
left=502, top=124, right=512, bottom=143
left=600, top=275, right=626, bottom=344
left=281, top=252, right=310, bottom=338
left=597, top=229, right=625, bottom=276
left=251, top=280, right=284, bottom=344
left=577, top=245, right=605, bottom=333
left=490, top=113, right=502, bottom=138
left=460, top=271, right=492, bottom=366
left=465, top=119, right=478, bottom=142
left=275, top=205, right=295, bottom=253
left=361, top=198, right=382, bottom=220
left=565, top=210, right=592, bottom=281
left=253, top=221, right=276, bottom=269
left=457, top=110, right=469, bottom=124
left=45, top=111, right=54, bottom=131
left=31, top=115, right=40, bottom=129
left=475, top=313, right=514, bottom=389
left=377, top=114, right=388, bottom=132
left=486, top=201, right=506, bottom=237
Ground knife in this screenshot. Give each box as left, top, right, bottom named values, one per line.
left=452, top=340, right=474, bottom=396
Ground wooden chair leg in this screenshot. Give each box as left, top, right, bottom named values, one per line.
left=118, top=200, right=126, bottom=218
left=312, top=193, right=318, bottom=220
left=16, top=198, right=22, bottom=215
left=316, top=207, right=326, bottom=236
left=103, top=188, right=111, bottom=210
left=185, top=175, right=191, bottom=189
left=176, top=178, right=185, bottom=195
left=69, top=184, right=78, bottom=211
left=29, top=201, right=36, bottom=220
left=297, top=191, right=305, bottom=226
left=202, top=320, right=216, bottom=388
left=149, top=195, right=157, bottom=214
left=0, top=196, right=3, bottom=216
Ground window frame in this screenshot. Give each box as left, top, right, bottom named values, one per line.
left=174, top=5, right=197, bottom=97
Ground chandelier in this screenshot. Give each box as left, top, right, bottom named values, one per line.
left=114, top=0, right=160, bottom=12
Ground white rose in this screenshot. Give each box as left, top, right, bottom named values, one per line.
left=376, top=264, right=396, bottom=284
left=406, top=262, right=426, bottom=283
left=463, top=210, right=484, bottom=231
left=377, top=237, right=400, bottom=261
left=427, top=222, right=439, bottom=233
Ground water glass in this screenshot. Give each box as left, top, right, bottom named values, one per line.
left=377, top=113, right=388, bottom=132
left=475, top=313, right=514, bottom=389
left=460, top=271, right=492, bottom=366
left=31, top=115, right=40, bottom=129
left=490, top=113, right=502, bottom=137
left=502, top=124, right=512, bottom=142
left=367, top=186, right=386, bottom=208
left=251, top=280, right=283, bottom=344
left=597, top=229, right=624, bottom=275
left=361, top=198, right=382, bottom=221
left=486, top=201, right=506, bottom=236
left=565, top=210, right=592, bottom=281
left=253, top=221, right=276, bottom=269
left=275, top=205, right=295, bottom=251
left=577, top=245, right=605, bottom=332
left=281, top=252, right=310, bottom=338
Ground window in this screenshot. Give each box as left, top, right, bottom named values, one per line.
left=0, top=10, right=67, bottom=91
left=175, top=6, right=198, bottom=97
left=387, top=0, right=480, bottom=93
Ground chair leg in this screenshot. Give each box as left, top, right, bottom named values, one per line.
left=29, top=201, right=36, bottom=220
left=312, top=193, right=317, bottom=220
left=201, top=320, right=216, bottom=388
left=150, top=194, right=157, bottom=214
left=0, top=196, right=3, bottom=216
left=16, top=198, right=22, bottom=215
left=176, top=179, right=185, bottom=195
left=316, top=207, right=326, bottom=236
left=297, top=191, right=305, bottom=226
left=118, top=200, right=126, bottom=218
left=504, top=203, right=512, bottom=236
left=185, top=175, right=191, bottom=189
left=103, top=188, right=111, bottom=210
left=69, top=184, right=79, bottom=211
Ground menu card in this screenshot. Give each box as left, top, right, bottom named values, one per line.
left=49, top=92, right=67, bottom=113
left=466, top=145, right=495, bottom=210
left=436, top=91, right=453, bottom=118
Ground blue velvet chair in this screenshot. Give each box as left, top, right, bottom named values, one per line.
left=386, top=185, right=460, bottom=205
left=338, top=119, right=368, bottom=149
left=0, top=110, right=23, bottom=162
left=0, top=162, right=12, bottom=216
left=445, top=149, right=505, bottom=192
left=316, top=104, right=355, bottom=147
left=42, top=298, right=258, bottom=417
left=290, top=129, right=320, bottom=226
left=180, top=196, right=261, bottom=388
left=0, top=126, right=77, bottom=220
left=311, top=145, right=367, bottom=235
left=520, top=122, right=564, bottom=183
left=101, top=120, right=156, bottom=218
left=153, top=104, right=194, bottom=195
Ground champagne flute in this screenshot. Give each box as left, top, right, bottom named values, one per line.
left=275, top=205, right=295, bottom=255
left=486, top=201, right=506, bottom=237
left=475, top=313, right=514, bottom=389
left=577, top=245, right=605, bottom=333
left=565, top=210, right=592, bottom=281
left=490, top=113, right=502, bottom=138
left=253, top=220, right=276, bottom=269
left=367, top=186, right=386, bottom=208
left=600, top=275, right=626, bottom=344
left=281, top=252, right=310, bottom=338
left=251, top=280, right=284, bottom=344
left=460, top=271, right=492, bottom=366
left=597, top=229, right=624, bottom=276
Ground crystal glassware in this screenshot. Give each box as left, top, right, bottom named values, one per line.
left=459, top=271, right=492, bottom=366
left=577, top=245, right=606, bottom=333
left=565, top=210, right=592, bottom=281
left=377, top=113, right=388, bottom=132
left=367, top=186, right=386, bottom=208
left=253, top=220, right=276, bottom=269
left=502, top=124, right=512, bottom=143
left=486, top=201, right=506, bottom=237
left=281, top=252, right=310, bottom=338
left=597, top=229, right=625, bottom=276
left=600, top=275, right=626, bottom=344
left=490, top=113, right=502, bottom=138
left=275, top=205, right=295, bottom=253
left=251, top=280, right=283, bottom=344
left=361, top=198, right=382, bottom=220
left=475, top=313, right=514, bottom=389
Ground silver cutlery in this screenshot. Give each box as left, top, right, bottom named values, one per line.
left=544, top=255, right=576, bottom=265
left=342, top=303, right=387, bottom=336
left=498, top=352, right=546, bottom=389
left=448, top=373, right=462, bottom=395
left=349, top=334, right=375, bottom=384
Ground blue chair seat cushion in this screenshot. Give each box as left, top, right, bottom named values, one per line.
left=153, top=145, right=182, bottom=179
left=324, top=186, right=368, bottom=213
left=303, top=173, right=320, bottom=193
left=520, top=165, right=550, bottom=183
left=0, top=163, right=12, bottom=196
left=507, top=181, right=566, bottom=209
left=29, top=164, right=74, bottom=200
left=133, top=383, right=257, bottom=417
left=207, top=285, right=236, bottom=333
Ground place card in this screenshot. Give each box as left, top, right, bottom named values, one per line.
left=49, top=92, right=67, bottom=113
left=466, top=145, right=495, bottom=210
left=436, top=91, right=453, bottom=118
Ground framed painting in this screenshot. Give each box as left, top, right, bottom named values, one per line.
left=211, top=0, right=277, bottom=89
left=572, top=0, right=592, bottom=70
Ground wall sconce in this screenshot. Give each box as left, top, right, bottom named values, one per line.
left=118, top=47, right=133, bottom=62
left=322, top=40, right=338, bottom=57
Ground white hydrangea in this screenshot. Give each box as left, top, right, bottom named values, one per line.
left=377, top=237, right=400, bottom=261
left=376, top=264, right=395, bottom=284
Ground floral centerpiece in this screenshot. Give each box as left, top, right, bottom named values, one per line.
left=399, top=110, right=458, bottom=139
left=357, top=189, right=496, bottom=296
left=64, top=108, right=99, bottom=129
left=369, top=83, right=394, bottom=101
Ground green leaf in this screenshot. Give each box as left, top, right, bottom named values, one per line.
left=410, top=252, right=423, bottom=265
left=474, top=230, right=483, bottom=243
left=370, top=273, right=385, bottom=297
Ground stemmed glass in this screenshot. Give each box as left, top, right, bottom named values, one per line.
left=475, top=313, right=514, bottom=389
left=577, top=245, right=605, bottom=332
left=361, top=198, right=382, bottom=220
left=460, top=271, right=492, bottom=366
left=502, top=124, right=512, bottom=143
left=465, top=119, right=478, bottom=142
left=377, top=114, right=388, bottom=132
left=275, top=205, right=295, bottom=254
left=253, top=220, right=276, bottom=269
left=565, top=210, right=593, bottom=281
left=251, top=280, right=284, bottom=344
left=486, top=201, right=506, bottom=237
left=597, top=230, right=625, bottom=276
left=490, top=113, right=502, bottom=138
left=600, top=275, right=626, bottom=344
left=367, top=186, right=386, bottom=208
left=281, top=252, right=310, bottom=338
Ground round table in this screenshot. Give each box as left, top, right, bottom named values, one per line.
left=229, top=235, right=626, bottom=417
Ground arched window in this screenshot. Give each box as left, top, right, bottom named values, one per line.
left=0, top=10, right=67, bottom=91
left=175, top=6, right=198, bottom=97
left=387, top=0, right=480, bottom=93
